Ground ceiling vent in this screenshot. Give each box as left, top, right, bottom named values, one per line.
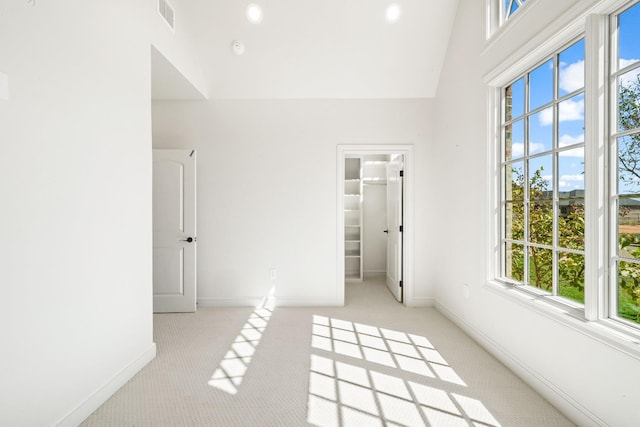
left=158, top=0, right=175, bottom=31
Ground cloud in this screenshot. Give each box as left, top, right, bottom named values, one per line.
left=620, top=58, right=639, bottom=69
left=559, top=174, right=584, bottom=190
left=538, top=99, right=584, bottom=126
left=538, top=107, right=553, bottom=126
left=510, top=142, right=544, bottom=158
left=619, top=59, right=640, bottom=86
left=559, top=60, right=584, bottom=93
left=559, top=134, right=584, bottom=157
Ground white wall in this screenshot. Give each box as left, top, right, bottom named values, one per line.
left=363, top=184, right=387, bottom=274
left=152, top=99, right=436, bottom=306
left=432, top=0, right=640, bottom=425
left=0, top=1, right=155, bottom=425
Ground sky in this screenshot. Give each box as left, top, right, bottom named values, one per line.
left=506, top=1, right=640, bottom=196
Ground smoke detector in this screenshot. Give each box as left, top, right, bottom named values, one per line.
left=231, top=40, right=245, bottom=55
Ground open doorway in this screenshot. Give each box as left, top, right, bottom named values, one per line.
left=337, top=145, right=414, bottom=306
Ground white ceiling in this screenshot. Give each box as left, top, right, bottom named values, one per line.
left=154, top=0, right=460, bottom=100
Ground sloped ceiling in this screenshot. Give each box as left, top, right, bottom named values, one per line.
left=151, top=46, right=206, bottom=100
left=154, top=0, right=460, bottom=100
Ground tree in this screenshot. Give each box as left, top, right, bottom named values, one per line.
left=617, top=72, right=640, bottom=322
left=507, top=166, right=554, bottom=291
left=505, top=71, right=640, bottom=321
left=618, top=73, right=640, bottom=186
left=508, top=165, right=585, bottom=298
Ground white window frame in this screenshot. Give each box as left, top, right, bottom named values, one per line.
left=498, top=37, right=587, bottom=305
left=486, top=0, right=531, bottom=39
left=486, top=0, right=640, bottom=354
left=608, top=2, right=640, bottom=329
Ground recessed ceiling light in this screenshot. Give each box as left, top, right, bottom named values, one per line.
left=246, top=3, right=263, bottom=23
left=385, top=3, right=401, bottom=23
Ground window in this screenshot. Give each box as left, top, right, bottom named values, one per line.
left=500, top=39, right=586, bottom=304
left=611, top=2, right=640, bottom=326
left=496, top=1, right=640, bottom=331
left=504, top=0, right=527, bottom=21
left=487, top=0, right=530, bottom=38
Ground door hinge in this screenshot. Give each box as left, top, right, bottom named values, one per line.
left=399, top=280, right=403, bottom=288
left=400, top=170, right=404, bottom=177
left=399, top=225, right=403, bottom=232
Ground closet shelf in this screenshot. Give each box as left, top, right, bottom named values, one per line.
left=345, top=156, right=363, bottom=282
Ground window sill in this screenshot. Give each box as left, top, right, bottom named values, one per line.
left=485, top=279, right=640, bottom=361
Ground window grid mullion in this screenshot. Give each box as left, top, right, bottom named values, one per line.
left=524, top=72, right=531, bottom=285
left=552, top=53, right=560, bottom=297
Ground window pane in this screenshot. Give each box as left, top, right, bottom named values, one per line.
left=505, top=161, right=524, bottom=201
left=558, top=93, right=585, bottom=137
left=558, top=252, right=584, bottom=303
left=529, top=202, right=553, bottom=246
left=619, top=197, right=640, bottom=262
left=558, top=153, right=585, bottom=193
left=617, top=261, right=640, bottom=324
left=529, top=155, right=553, bottom=199
left=558, top=199, right=584, bottom=250
left=505, top=202, right=524, bottom=241
left=505, top=120, right=524, bottom=160
left=505, top=242, right=524, bottom=282
left=559, top=40, right=585, bottom=96
left=617, top=134, right=640, bottom=194
left=506, top=78, right=525, bottom=120
left=618, top=2, right=640, bottom=71
left=618, top=69, right=640, bottom=133
left=505, top=0, right=525, bottom=18
left=529, top=60, right=554, bottom=111
left=529, top=108, right=553, bottom=153
left=528, top=247, right=552, bottom=291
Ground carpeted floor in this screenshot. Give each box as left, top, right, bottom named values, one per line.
left=82, top=275, right=575, bottom=426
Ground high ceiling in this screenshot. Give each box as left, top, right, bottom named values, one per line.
left=153, top=0, right=460, bottom=100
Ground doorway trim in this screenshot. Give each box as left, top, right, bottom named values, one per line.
left=336, top=145, right=415, bottom=306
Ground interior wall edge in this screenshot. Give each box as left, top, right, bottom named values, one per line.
left=56, top=344, right=157, bottom=427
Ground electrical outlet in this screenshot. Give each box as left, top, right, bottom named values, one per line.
left=269, top=269, right=277, bottom=280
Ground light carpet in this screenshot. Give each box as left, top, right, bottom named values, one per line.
left=82, top=275, right=574, bottom=426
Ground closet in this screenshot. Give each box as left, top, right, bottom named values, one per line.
left=344, top=155, right=390, bottom=282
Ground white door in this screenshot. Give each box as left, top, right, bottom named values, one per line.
left=386, top=155, right=403, bottom=302
left=153, top=149, right=197, bottom=313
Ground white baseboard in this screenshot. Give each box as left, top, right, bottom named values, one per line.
left=55, top=343, right=156, bottom=427
left=406, top=296, right=435, bottom=307
left=198, top=297, right=264, bottom=307
left=435, top=301, right=606, bottom=427
left=198, top=297, right=342, bottom=307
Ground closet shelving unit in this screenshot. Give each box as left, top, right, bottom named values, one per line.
left=344, top=157, right=363, bottom=281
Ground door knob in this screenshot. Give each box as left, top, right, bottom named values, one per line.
left=383, top=229, right=389, bottom=233
left=181, top=237, right=195, bottom=243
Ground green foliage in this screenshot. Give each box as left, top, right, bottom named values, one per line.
left=618, top=236, right=640, bottom=323
left=504, top=72, right=640, bottom=322
left=508, top=165, right=584, bottom=299
left=617, top=73, right=640, bottom=322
